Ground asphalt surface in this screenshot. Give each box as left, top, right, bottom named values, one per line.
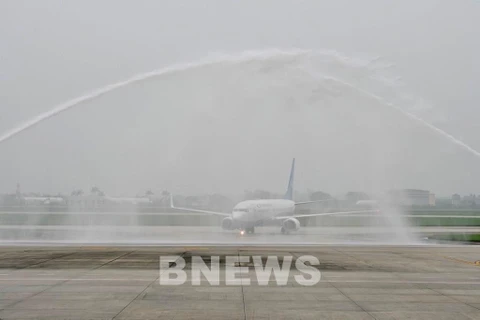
left=0, top=245, right=479, bottom=319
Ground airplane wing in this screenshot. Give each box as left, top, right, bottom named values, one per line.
left=169, top=195, right=230, bottom=217
left=274, top=209, right=380, bottom=220
left=170, top=206, right=231, bottom=217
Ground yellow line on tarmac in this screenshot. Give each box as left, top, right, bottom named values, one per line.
left=444, top=256, right=480, bottom=267
left=183, top=247, right=209, bottom=251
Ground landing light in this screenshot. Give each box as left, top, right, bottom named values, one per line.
left=240, top=230, right=245, bottom=236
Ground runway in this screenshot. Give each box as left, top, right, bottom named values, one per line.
left=0, top=245, right=479, bottom=319
left=1, top=226, right=480, bottom=246
left=1, top=223, right=479, bottom=318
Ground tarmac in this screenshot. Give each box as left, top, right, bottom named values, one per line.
left=2, top=226, right=480, bottom=245
left=0, top=244, right=479, bottom=320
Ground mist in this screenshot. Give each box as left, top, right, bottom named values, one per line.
left=1, top=0, right=479, bottom=197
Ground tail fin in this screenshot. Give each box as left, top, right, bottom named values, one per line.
left=284, top=158, right=295, bottom=200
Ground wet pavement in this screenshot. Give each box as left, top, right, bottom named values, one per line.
left=0, top=245, right=479, bottom=319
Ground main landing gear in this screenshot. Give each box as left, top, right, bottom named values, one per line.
left=280, top=227, right=289, bottom=235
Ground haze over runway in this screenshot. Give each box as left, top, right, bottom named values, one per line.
left=1, top=2, right=479, bottom=319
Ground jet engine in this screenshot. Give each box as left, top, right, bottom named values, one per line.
left=282, top=218, right=300, bottom=232
left=221, top=217, right=235, bottom=230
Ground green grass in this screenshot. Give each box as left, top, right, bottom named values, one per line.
left=411, top=217, right=480, bottom=227
left=428, top=233, right=480, bottom=242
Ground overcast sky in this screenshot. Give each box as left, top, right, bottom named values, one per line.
left=0, top=1, right=479, bottom=197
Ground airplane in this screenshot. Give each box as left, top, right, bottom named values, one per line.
left=87, top=188, right=153, bottom=205
left=170, top=158, right=378, bottom=235
left=14, top=184, right=65, bottom=205
left=23, top=196, right=65, bottom=205
left=104, top=196, right=152, bottom=205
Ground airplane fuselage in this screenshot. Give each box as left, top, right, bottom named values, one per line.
left=228, top=199, right=295, bottom=228
left=23, top=197, right=64, bottom=205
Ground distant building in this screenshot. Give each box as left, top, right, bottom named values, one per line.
left=452, top=194, right=461, bottom=206
left=67, top=194, right=106, bottom=210
left=388, top=189, right=435, bottom=207
left=462, top=194, right=478, bottom=207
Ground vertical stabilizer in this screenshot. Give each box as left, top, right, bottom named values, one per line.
left=284, top=158, right=295, bottom=200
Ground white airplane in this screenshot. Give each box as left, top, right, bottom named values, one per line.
left=23, top=196, right=65, bottom=205
left=171, top=159, right=377, bottom=234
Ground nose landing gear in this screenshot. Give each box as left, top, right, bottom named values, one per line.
left=240, top=227, right=255, bottom=235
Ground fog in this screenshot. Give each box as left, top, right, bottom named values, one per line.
left=1, top=1, right=479, bottom=197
